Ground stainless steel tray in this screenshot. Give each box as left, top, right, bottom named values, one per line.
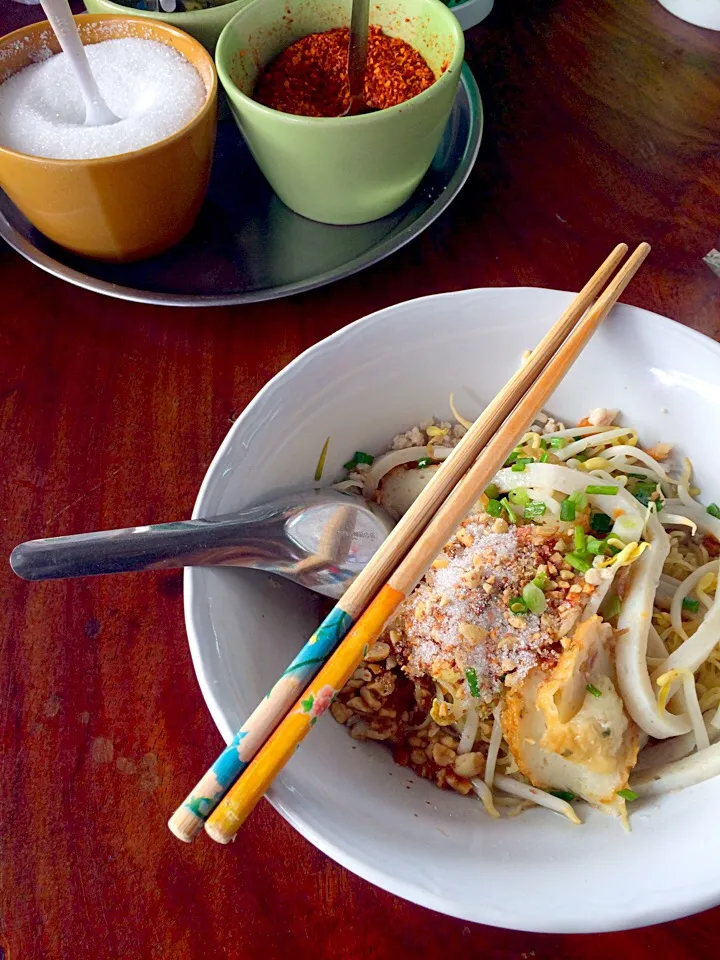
left=0, top=65, right=482, bottom=307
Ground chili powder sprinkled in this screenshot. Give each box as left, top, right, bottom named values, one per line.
left=254, top=26, right=437, bottom=118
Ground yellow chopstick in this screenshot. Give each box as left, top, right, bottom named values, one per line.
left=204, top=242, right=650, bottom=844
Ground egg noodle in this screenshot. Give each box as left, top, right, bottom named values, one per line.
left=331, top=406, right=720, bottom=826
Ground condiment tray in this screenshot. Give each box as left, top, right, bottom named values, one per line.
left=0, top=65, right=481, bottom=306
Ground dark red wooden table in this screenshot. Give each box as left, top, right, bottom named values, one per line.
left=2, top=0, right=719, bottom=957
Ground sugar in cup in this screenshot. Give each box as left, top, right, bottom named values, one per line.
left=215, top=0, right=465, bottom=225
left=0, top=15, right=217, bottom=261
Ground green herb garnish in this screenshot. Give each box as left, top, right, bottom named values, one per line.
left=523, top=582, right=547, bottom=615
left=585, top=536, right=603, bottom=555
left=617, top=789, right=638, bottom=802
left=590, top=512, right=612, bottom=533
left=508, top=596, right=527, bottom=614
left=560, top=499, right=576, bottom=522
left=485, top=483, right=500, bottom=500
left=524, top=501, right=547, bottom=520
left=417, top=457, right=433, bottom=469
left=509, top=488, right=530, bottom=506
left=565, top=552, right=591, bottom=573
left=568, top=490, right=588, bottom=510
left=500, top=498, right=516, bottom=523
left=465, top=668, right=480, bottom=698
left=586, top=683, right=602, bottom=698
left=486, top=498, right=502, bottom=517
left=353, top=451, right=374, bottom=465
left=574, top=526, right=586, bottom=552
left=532, top=570, right=550, bottom=591
left=682, top=597, right=700, bottom=613
left=707, top=503, right=720, bottom=520
left=539, top=451, right=550, bottom=463
left=632, top=481, right=663, bottom=510
left=585, top=484, right=619, bottom=496
left=549, top=437, right=567, bottom=449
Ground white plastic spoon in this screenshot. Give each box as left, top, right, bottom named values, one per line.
left=39, top=0, right=120, bottom=126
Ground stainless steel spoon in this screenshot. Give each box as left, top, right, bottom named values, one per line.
left=339, top=0, right=370, bottom=116
left=10, top=489, right=395, bottom=600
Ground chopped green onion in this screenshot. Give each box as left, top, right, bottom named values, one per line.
left=353, top=451, right=374, bottom=465
left=549, top=437, right=567, bottom=449
left=314, top=436, right=330, bottom=482
left=617, top=789, right=638, bottom=802
left=539, top=438, right=548, bottom=450
left=590, top=512, right=612, bottom=533
left=417, top=457, right=433, bottom=469
left=707, top=503, right=720, bottom=520
left=509, top=488, right=530, bottom=506
left=465, top=668, right=480, bottom=698
left=574, top=526, right=586, bottom=552
left=511, top=458, right=533, bottom=473
left=586, top=683, right=602, bottom=698
left=511, top=463, right=526, bottom=472
left=632, top=481, right=662, bottom=509
left=343, top=459, right=357, bottom=472
left=568, top=490, right=588, bottom=510
left=585, top=484, right=619, bottom=496
left=532, top=570, right=550, bottom=591
left=485, top=483, right=499, bottom=500
left=575, top=452, right=589, bottom=463
left=565, top=552, right=591, bottom=573
left=508, top=596, right=527, bottom=614
left=600, top=594, right=622, bottom=620
left=505, top=451, right=519, bottom=466
left=539, top=451, right=550, bottom=463
left=550, top=790, right=575, bottom=803
left=524, top=501, right=547, bottom=520
left=586, top=536, right=607, bottom=555
left=522, top=582, right=547, bottom=615
left=486, top=499, right=502, bottom=517
left=682, top=597, right=700, bottom=613
left=501, top=498, right=516, bottom=523
left=560, top=499, right=576, bottom=522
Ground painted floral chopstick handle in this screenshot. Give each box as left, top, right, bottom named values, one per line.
left=168, top=605, right=354, bottom=842
left=204, top=585, right=404, bottom=844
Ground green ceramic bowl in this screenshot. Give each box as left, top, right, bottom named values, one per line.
left=215, top=0, right=465, bottom=225
left=83, top=0, right=250, bottom=52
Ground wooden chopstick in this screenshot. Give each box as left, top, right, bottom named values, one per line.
left=203, top=242, right=650, bottom=844
left=168, top=243, right=628, bottom=842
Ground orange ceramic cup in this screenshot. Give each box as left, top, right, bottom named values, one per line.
left=0, top=15, right=217, bottom=262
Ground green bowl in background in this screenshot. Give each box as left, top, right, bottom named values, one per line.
left=83, top=0, right=251, bottom=52
left=215, top=0, right=464, bottom=226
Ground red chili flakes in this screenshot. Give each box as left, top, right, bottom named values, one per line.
left=254, top=26, right=436, bottom=117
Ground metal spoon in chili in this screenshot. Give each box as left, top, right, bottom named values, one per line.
left=339, top=0, right=373, bottom=116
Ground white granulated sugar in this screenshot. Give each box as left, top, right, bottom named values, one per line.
left=0, top=38, right=205, bottom=160
left=389, top=515, right=593, bottom=702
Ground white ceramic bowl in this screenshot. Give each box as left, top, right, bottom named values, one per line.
left=185, top=287, right=720, bottom=932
